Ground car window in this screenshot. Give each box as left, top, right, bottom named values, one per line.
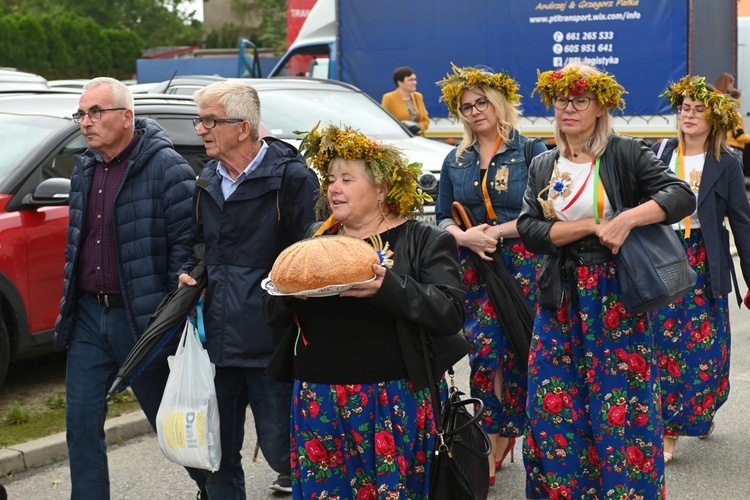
left=148, top=116, right=211, bottom=175
left=258, top=88, right=410, bottom=140
left=41, top=134, right=88, bottom=181
left=0, top=114, right=67, bottom=185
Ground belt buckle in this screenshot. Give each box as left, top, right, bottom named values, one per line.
left=103, top=294, right=110, bottom=307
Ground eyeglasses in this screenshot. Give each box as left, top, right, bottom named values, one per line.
left=459, top=98, right=491, bottom=116
left=72, top=107, right=126, bottom=124
left=553, top=96, right=594, bottom=111
left=192, top=115, right=245, bottom=130
left=677, top=104, right=707, bottom=116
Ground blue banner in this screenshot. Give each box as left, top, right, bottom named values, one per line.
left=338, top=0, right=688, bottom=118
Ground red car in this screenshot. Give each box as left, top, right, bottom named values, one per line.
left=0, top=93, right=206, bottom=388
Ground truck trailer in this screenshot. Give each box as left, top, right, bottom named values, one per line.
left=269, top=0, right=737, bottom=143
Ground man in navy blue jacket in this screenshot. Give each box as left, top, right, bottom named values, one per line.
left=179, top=80, right=319, bottom=498
left=55, top=77, right=196, bottom=499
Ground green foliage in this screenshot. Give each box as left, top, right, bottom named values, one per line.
left=105, top=29, right=144, bottom=79
left=208, top=0, right=287, bottom=53
left=4, top=406, right=32, bottom=425
left=46, top=393, right=66, bottom=410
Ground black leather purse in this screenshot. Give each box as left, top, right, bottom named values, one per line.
left=420, top=329, right=491, bottom=500
left=609, top=170, right=697, bottom=313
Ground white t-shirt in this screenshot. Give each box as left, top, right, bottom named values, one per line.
left=552, top=157, right=614, bottom=222
left=667, top=152, right=703, bottom=230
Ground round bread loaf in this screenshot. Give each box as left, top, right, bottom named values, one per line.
left=270, top=235, right=380, bottom=293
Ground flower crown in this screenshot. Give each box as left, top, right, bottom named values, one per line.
left=297, top=122, right=431, bottom=219
left=533, top=67, right=626, bottom=112
left=436, top=62, right=522, bottom=119
left=660, top=75, right=740, bottom=131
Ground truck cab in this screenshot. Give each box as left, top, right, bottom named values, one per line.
left=269, top=0, right=335, bottom=79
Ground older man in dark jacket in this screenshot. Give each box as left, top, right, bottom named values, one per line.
left=179, top=80, right=319, bottom=498
left=55, top=77, right=196, bottom=500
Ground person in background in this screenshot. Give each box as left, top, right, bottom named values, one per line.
left=263, top=122, right=469, bottom=498
left=713, top=72, right=735, bottom=94
left=55, top=77, right=197, bottom=500
left=381, top=66, right=430, bottom=135
left=178, top=80, right=320, bottom=499
left=517, top=63, right=695, bottom=499
left=651, top=76, right=750, bottom=465
left=726, top=88, right=750, bottom=176
left=434, top=63, right=547, bottom=486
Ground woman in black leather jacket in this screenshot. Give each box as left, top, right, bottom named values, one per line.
left=262, top=123, right=469, bottom=499
left=517, top=63, right=694, bottom=500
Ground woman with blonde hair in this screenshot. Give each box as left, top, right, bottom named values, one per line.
left=518, top=63, right=694, bottom=498
left=435, top=64, right=546, bottom=486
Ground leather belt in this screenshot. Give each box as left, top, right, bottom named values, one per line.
left=86, top=293, right=125, bottom=308
left=570, top=235, right=612, bottom=266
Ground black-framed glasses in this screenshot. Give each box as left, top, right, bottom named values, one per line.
left=72, top=107, right=126, bottom=124
left=677, top=104, right=707, bottom=116
left=553, top=96, right=594, bottom=111
left=459, top=98, right=491, bottom=116
left=192, top=115, right=245, bottom=130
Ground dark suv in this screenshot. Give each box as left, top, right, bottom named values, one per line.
left=0, top=93, right=206, bottom=387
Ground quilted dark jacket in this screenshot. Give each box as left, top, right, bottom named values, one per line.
left=55, top=118, right=196, bottom=349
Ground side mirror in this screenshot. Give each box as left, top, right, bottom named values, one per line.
left=401, top=120, right=422, bottom=136
left=22, top=178, right=70, bottom=207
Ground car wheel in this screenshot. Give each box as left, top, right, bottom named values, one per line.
left=0, top=316, right=9, bottom=389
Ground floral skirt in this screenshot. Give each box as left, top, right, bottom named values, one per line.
left=651, top=229, right=730, bottom=436
left=525, top=261, right=665, bottom=500
left=459, top=240, right=540, bottom=436
left=291, top=379, right=437, bottom=499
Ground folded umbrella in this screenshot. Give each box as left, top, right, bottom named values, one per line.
left=451, top=202, right=533, bottom=363
left=106, top=244, right=208, bottom=400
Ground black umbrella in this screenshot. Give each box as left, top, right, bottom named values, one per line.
left=106, top=244, right=208, bottom=400
left=451, top=202, right=533, bottom=363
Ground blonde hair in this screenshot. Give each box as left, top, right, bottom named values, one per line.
left=552, top=63, right=614, bottom=158
left=456, top=87, right=520, bottom=160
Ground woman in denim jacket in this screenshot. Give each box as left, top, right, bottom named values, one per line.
left=435, top=64, right=546, bottom=485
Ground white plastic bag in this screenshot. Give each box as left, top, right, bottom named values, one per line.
left=156, top=320, right=221, bottom=471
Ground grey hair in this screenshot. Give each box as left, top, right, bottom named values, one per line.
left=83, top=77, right=134, bottom=111
left=194, top=80, right=262, bottom=141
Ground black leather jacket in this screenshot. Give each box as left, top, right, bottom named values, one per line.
left=263, top=219, right=470, bottom=389
left=518, top=134, right=695, bottom=309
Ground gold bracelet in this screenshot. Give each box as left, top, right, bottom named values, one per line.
left=498, top=225, right=504, bottom=247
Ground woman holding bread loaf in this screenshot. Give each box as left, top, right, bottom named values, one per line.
left=434, top=64, right=547, bottom=484
left=263, top=123, right=470, bottom=499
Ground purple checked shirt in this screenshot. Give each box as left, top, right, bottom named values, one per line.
left=76, top=133, right=141, bottom=295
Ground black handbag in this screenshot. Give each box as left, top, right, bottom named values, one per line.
left=608, top=169, right=697, bottom=313
left=420, top=329, right=491, bottom=500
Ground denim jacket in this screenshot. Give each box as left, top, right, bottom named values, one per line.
left=435, top=130, right=546, bottom=229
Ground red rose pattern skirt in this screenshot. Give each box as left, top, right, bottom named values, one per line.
left=651, top=229, right=729, bottom=437
left=459, top=240, right=540, bottom=436
left=524, top=261, right=665, bottom=500
left=291, top=379, right=437, bottom=499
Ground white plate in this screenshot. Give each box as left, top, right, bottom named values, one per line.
left=261, top=276, right=376, bottom=297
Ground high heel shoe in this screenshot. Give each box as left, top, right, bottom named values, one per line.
left=495, top=437, right=516, bottom=472
left=664, top=436, right=678, bottom=465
